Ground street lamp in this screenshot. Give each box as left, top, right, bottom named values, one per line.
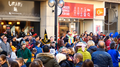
left=48, top=0, right=64, bottom=41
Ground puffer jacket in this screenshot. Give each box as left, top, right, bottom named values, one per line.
left=36, top=53, right=60, bottom=67
left=77, top=48, right=91, bottom=61
left=87, top=46, right=97, bottom=55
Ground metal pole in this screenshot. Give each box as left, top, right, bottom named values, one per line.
left=55, top=0, right=57, bottom=41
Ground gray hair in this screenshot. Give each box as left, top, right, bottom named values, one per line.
left=98, top=41, right=105, bottom=48
left=59, top=47, right=67, bottom=53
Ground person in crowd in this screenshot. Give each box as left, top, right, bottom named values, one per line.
left=35, top=41, right=42, bottom=56
left=68, top=47, right=75, bottom=61
left=105, top=36, right=111, bottom=51
left=20, top=35, right=27, bottom=44
left=73, top=53, right=83, bottom=67
left=58, top=36, right=64, bottom=48
left=11, top=36, right=17, bottom=48
left=92, top=41, right=113, bottom=67
left=77, top=42, right=91, bottom=61
left=36, top=45, right=60, bottom=67
left=108, top=42, right=119, bottom=67
left=31, top=48, right=37, bottom=62
left=17, top=41, right=32, bottom=63
left=16, top=58, right=27, bottom=67
left=82, top=59, right=94, bottom=67
left=50, top=36, right=54, bottom=43
left=0, top=33, right=5, bottom=42
left=0, top=36, right=12, bottom=56
left=10, top=45, right=17, bottom=60
left=64, top=31, right=69, bottom=43
left=28, top=35, right=33, bottom=45
left=109, top=32, right=114, bottom=41
left=32, top=35, right=40, bottom=48
left=25, top=39, right=33, bottom=49
left=0, top=54, right=9, bottom=67
left=29, top=59, right=44, bottom=67
left=56, top=53, right=66, bottom=63
left=84, top=31, right=88, bottom=35
left=19, top=29, right=25, bottom=37
left=10, top=61, right=19, bottom=67
left=83, top=34, right=88, bottom=43
left=89, top=32, right=93, bottom=37
left=87, top=40, right=97, bottom=55
left=68, top=32, right=74, bottom=45
left=50, top=41, right=56, bottom=55
left=92, top=33, right=98, bottom=46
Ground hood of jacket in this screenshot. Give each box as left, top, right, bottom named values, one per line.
left=78, top=48, right=87, bottom=52
left=36, top=53, right=55, bottom=64
left=88, top=46, right=97, bottom=51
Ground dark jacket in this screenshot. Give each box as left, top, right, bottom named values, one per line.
left=59, top=59, right=74, bottom=67
left=92, top=48, right=113, bottom=67
left=2, top=62, right=8, bottom=67
left=87, top=46, right=97, bottom=55
left=108, top=49, right=119, bottom=67
left=75, top=61, right=83, bottom=67
left=19, top=32, right=25, bottom=37
left=36, top=53, right=60, bottom=67
left=12, top=40, right=17, bottom=47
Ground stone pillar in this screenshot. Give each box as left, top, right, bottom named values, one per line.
left=118, top=4, right=120, bottom=33
left=40, top=1, right=55, bottom=39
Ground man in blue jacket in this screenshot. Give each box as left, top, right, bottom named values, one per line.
left=92, top=41, right=113, bottom=67
left=108, top=42, right=119, bottom=67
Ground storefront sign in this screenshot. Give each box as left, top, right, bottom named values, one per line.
left=59, top=2, right=94, bottom=19
left=96, top=8, right=106, bottom=16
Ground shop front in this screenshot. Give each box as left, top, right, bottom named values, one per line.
left=0, top=0, right=40, bottom=36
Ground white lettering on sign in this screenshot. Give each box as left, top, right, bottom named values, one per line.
left=8, top=1, right=22, bottom=7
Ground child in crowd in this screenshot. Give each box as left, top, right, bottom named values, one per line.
left=31, top=48, right=37, bottom=62
left=35, top=41, right=42, bottom=56
left=11, top=46, right=17, bottom=60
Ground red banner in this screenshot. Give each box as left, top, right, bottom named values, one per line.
left=59, top=2, right=94, bottom=19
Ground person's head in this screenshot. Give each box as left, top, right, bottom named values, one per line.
left=22, top=29, right=24, bottom=32
left=21, top=41, right=26, bottom=49
left=50, top=36, right=54, bottom=42
left=12, top=36, right=16, bottom=41
left=73, top=53, right=83, bottom=64
left=39, top=37, right=42, bottom=42
left=50, top=41, right=55, bottom=48
left=84, top=31, right=87, bottom=34
left=29, top=59, right=44, bottom=67
left=87, top=40, right=95, bottom=48
left=56, top=53, right=66, bottom=63
left=36, top=41, right=40, bottom=47
left=43, top=45, right=50, bottom=52
left=97, top=41, right=105, bottom=49
left=29, top=35, right=33, bottom=40
left=100, top=32, right=103, bottom=35
left=10, top=61, right=19, bottom=67
left=59, top=47, right=68, bottom=54
left=25, top=39, right=29, bottom=45
left=66, top=31, right=69, bottom=34
left=82, top=59, right=94, bottom=67
left=89, top=32, right=93, bottom=36
left=0, top=33, right=5, bottom=39
left=32, top=48, right=37, bottom=54
left=68, top=32, right=72, bottom=36
left=15, top=58, right=24, bottom=67
left=35, top=35, right=39, bottom=41
left=0, top=54, right=7, bottom=65
left=73, top=30, right=77, bottom=34
left=23, top=35, right=27, bottom=39
left=68, top=47, right=75, bottom=55
left=106, top=36, right=110, bottom=40
left=60, top=36, right=64, bottom=40
left=3, top=36, right=7, bottom=42
left=110, top=42, right=116, bottom=49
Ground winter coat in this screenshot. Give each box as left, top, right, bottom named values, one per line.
left=36, top=53, right=60, bottom=67
left=12, top=40, right=17, bottom=47
left=105, top=39, right=111, bottom=50
left=35, top=46, right=42, bottom=56
left=75, top=61, right=83, bottom=67
left=17, top=48, right=32, bottom=63
left=77, top=48, right=91, bottom=61
left=87, top=46, right=97, bottom=55
left=92, top=48, right=113, bottom=67
left=59, top=59, right=75, bottom=67
left=108, top=49, right=119, bottom=67
left=0, top=42, right=12, bottom=55
left=2, top=62, right=8, bottom=67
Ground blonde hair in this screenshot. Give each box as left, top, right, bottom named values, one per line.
left=87, top=40, right=95, bottom=48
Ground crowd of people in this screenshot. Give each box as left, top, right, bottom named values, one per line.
left=0, top=30, right=120, bottom=67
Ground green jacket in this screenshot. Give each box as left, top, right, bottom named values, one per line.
left=17, top=48, right=32, bottom=62
left=77, top=48, right=91, bottom=61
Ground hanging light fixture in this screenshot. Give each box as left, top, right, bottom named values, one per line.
left=48, top=0, right=56, bottom=7
left=1, top=22, right=4, bottom=25
left=17, top=22, right=20, bottom=25
left=58, top=0, right=64, bottom=8
left=8, top=22, right=12, bottom=25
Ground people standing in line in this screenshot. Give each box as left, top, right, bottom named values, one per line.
left=92, top=41, right=113, bottom=67
left=108, top=42, right=119, bottom=67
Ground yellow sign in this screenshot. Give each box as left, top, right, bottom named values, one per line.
left=96, top=8, right=105, bottom=16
